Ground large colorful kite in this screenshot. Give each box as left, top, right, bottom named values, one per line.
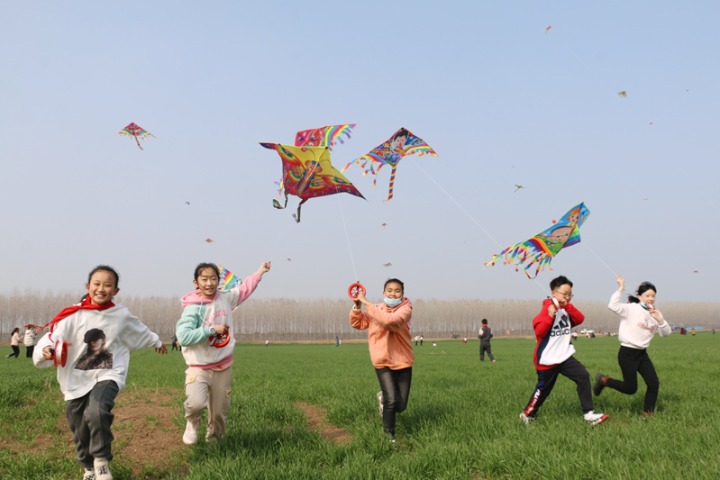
left=117, top=122, right=156, bottom=150
left=261, top=143, right=365, bottom=222
left=343, top=127, right=437, bottom=200
left=294, top=124, right=356, bottom=149
left=485, top=202, right=590, bottom=278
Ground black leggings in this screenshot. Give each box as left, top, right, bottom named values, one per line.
left=606, top=346, right=659, bottom=413
left=375, top=367, right=412, bottom=436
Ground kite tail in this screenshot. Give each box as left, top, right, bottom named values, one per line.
left=386, top=166, right=397, bottom=201
left=135, top=136, right=143, bottom=151
left=292, top=199, right=308, bottom=223
left=273, top=192, right=289, bottom=210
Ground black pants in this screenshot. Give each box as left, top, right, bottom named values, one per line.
left=6, top=346, right=19, bottom=358
left=65, top=380, right=119, bottom=468
left=479, top=342, right=494, bottom=361
left=26, top=345, right=34, bottom=358
left=606, top=346, right=660, bottom=413
left=375, top=367, right=412, bottom=437
left=523, top=356, right=594, bottom=416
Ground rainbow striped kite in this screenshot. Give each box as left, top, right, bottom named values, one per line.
left=218, top=264, right=240, bottom=291
left=485, top=203, right=590, bottom=278
left=343, top=127, right=437, bottom=200
left=294, top=124, right=356, bottom=150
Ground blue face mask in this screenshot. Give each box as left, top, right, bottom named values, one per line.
left=384, top=297, right=402, bottom=308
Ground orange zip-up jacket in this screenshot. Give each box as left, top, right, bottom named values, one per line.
left=350, top=298, right=413, bottom=370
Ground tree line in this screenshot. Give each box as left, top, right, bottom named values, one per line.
left=1, top=291, right=718, bottom=342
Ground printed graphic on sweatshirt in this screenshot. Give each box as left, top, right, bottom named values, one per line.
left=550, top=314, right=571, bottom=337
left=74, top=328, right=113, bottom=370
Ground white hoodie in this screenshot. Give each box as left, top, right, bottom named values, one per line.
left=33, top=305, right=162, bottom=401
left=608, top=290, right=672, bottom=349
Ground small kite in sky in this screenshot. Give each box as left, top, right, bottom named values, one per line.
left=514, top=184, right=524, bottom=192
left=205, top=238, right=214, bottom=244
left=261, top=143, right=365, bottom=222
left=294, top=124, right=356, bottom=150
left=618, top=90, right=628, bottom=97
left=486, top=202, right=590, bottom=278
left=384, top=262, right=393, bottom=268
left=217, top=264, right=240, bottom=291
left=343, top=127, right=438, bottom=201
left=117, top=122, right=156, bottom=150
left=380, top=223, right=388, bottom=228
left=544, top=25, right=553, bottom=32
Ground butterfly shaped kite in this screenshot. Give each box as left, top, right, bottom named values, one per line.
left=261, top=142, right=365, bottom=222
left=117, top=122, right=156, bottom=150
left=485, top=202, right=590, bottom=278
left=343, top=127, right=438, bottom=200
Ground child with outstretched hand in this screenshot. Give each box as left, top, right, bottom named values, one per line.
left=176, top=261, right=270, bottom=445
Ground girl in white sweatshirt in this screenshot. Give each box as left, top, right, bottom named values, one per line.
left=593, top=275, right=671, bottom=415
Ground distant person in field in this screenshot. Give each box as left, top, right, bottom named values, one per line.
left=593, top=276, right=671, bottom=416
left=33, top=265, right=167, bottom=480
left=176, top=261, right=271, bottom=445
left=350, top=278, right=413, bottom=443
left=23, top=325, right=38, bottom=358
left=478, top=318, right=496, bottom=363
left=520, top=275, right=608, bottom=426
left=171, top=334, right=179, bottom=351
left=5, top=327, right=20, bottom=358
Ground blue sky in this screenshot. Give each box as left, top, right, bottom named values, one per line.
left=1, top=1, right=718, bottom=302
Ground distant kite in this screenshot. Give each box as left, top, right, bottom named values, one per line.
left=384, top=263, right=393, bottom=268
left=544, top=25, right=553, bottom=32
left=514, top=184, right=524, bottom=192
left=343, top=127, right=438, bottom=200
left=486, top=202, right=590, bottom=278
left=618, top=91, right=628, bottom=97
left=205, top=238, right=214, bottom=244
left=117, top=122, right=156, bottom=150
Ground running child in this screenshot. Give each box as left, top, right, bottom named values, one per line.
left=593, top=275, right=671, bottom=416
left=33, top=265, right=167, bottom=480
left=176, top=261, right=271, bottom=445
left=519, top=275, right=608, bottom=426
left=350, top=278, right=413, bottom=442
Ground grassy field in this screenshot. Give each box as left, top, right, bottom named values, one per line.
left=1, top=334, right=718, bottom=479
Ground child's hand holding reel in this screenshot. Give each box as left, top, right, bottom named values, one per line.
left=348, top=282, right=367, bottom=311
left=208, top=323, right=231, bottom=348
left=43, top=340, right=71, bottom=367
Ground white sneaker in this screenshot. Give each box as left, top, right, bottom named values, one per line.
left=519, top=412, right=533, bottom=425
left=93, top=458, right=113, bottom=480
left=376, top=391, right=384, bottom=416
left=183, top=418, right=200, bottom=445
left=583, top=410, right=609, bottom=426
left=83, top=468, right=96, bottom=480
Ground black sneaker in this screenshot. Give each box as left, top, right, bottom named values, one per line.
left=593, top=373, right=606, bottom=396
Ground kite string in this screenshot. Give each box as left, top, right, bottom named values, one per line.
left=581, top=243, right=618, bottom=277
left=335, top=185, right=360, bottom=282
left=410, top=161, right=548, bottom=295
left=411, top=162, right=505, bottom=249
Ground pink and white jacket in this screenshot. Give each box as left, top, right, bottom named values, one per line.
left=176, top=273, right=262, bottom=369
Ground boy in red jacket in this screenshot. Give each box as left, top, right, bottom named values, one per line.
left=519, top=275, right=608, bottom=426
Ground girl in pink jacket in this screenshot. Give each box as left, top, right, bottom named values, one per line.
left=350, top=278, right=413, bottom=443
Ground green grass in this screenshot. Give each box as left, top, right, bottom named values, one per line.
left=1, top=334, right=719, bottom=479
